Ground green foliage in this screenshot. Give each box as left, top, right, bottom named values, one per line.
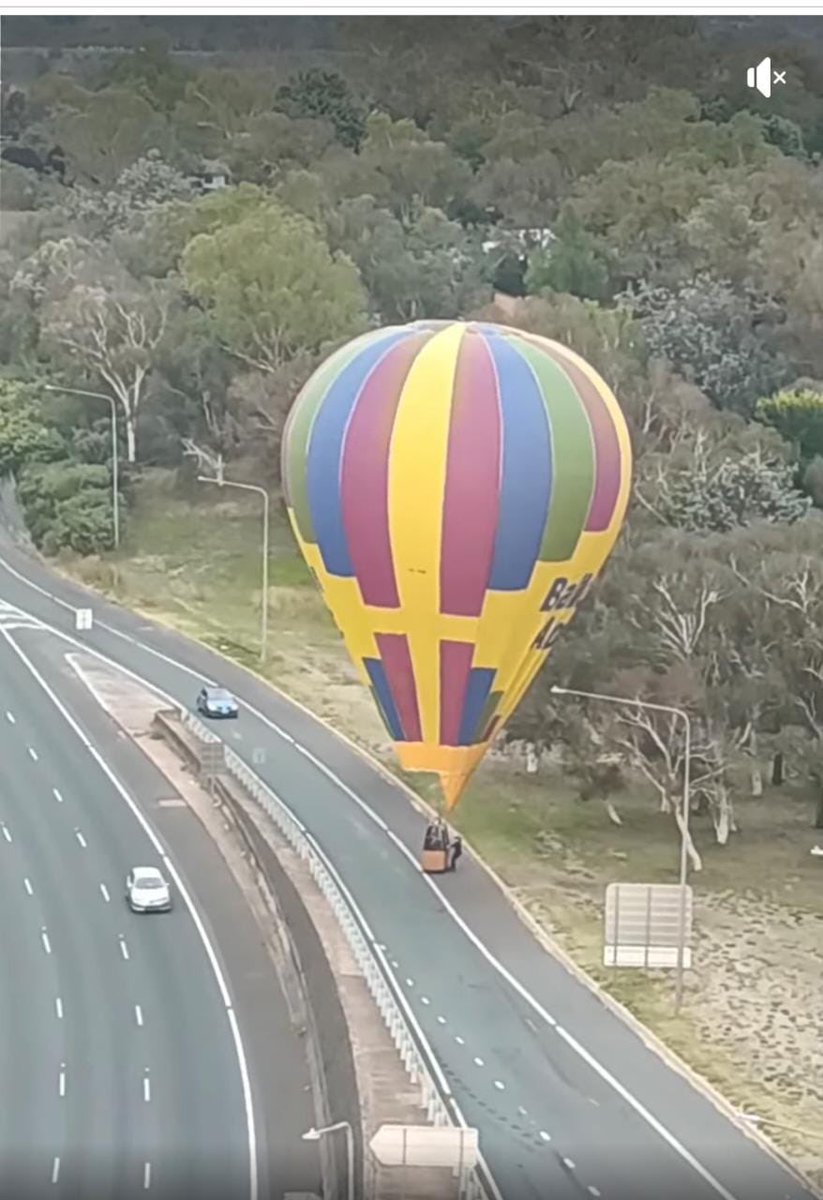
left=97, top=39, right=191, bottom=114
left=621, top=277, right=789, bottom=416
left=756, top=388, right=823, bottom=464
left=181, top=201, right=368, bottom=369
left=275, top=70, right=366, bottom=150
left=651, top=445, right=811, bottom=532
left=60, top=151, right=194, bottom=237
left=525, top=215, right=612, bottom=302
left=17, top=460, right=115, bottom=555
left=0, top=380, right=67, bottom=474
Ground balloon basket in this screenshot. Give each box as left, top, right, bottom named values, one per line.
left=420, top=848, right=450, bottom=874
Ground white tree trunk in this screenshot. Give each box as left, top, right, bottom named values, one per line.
left=525, top=745, right=539, bottom=775
left=750, top=767, right=763, bottom=797
left=673, top=804, right=703, bottom=871
left=605, top=801, right=622, bottom=826
left=125, top=416, right=137, bottom=464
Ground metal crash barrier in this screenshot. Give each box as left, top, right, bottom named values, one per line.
left=179, top=708, right=491, bottom=1200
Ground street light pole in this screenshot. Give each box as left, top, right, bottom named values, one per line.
left=43, top=384, right=119, bottom=548
left=197, top=475, right=269, bottom=663
left=302, top=1121, right=354, bottom=1200
left=550, top=684, right=693, bottom=1012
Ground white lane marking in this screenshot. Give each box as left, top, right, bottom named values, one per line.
left=144, top=1162, right=151, bottom=1189
left=563, top=1158, right=576, bottom=1170
left=473, top=1056, right=484, bottom=1067
left=0, top=628, right=259, bottom=1200
left=494, top=1080, right=505, bottom=1090
left=437, top=1015, right=446, bottom=1024
left=455, top=1036, right=465, bottom=1045
left=390, top=959, right=399, bottom=968
left=55, top=997, right=63, bottom=1019
left=24, top=877, right=32, bottom=895
left=58, top=1065, right=66, bottom=1097
left=518, top=1106, right=528, bottom=1117
left=41, top=928, right=51, bottom=955
left=51, top=1157, right=60, bottom=1184
left=2, top=825, right=11, bottom=843
left=28, top=746, right=38, bottom=762
left=119, top=936, right=130, bottom=961
left=5, top=711, right=14, bottom=724
left=588, top=1187, right=601, bottom=1197
left=405, top=978, right=414, bottom=988
left=539, top=1131, right=551, bottom=1142
left=75, top=829, right=87, bottom=848
left=421, top=996, right=430, bottom=1005
left=143, top=1072, right=151, bottom=1103
left=53, top=788, right=63, bottom=803
left=135, top=1004, right=144, bottom=1027
left=100, top=883, right=110, bottom=903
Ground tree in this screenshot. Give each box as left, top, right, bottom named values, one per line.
left=621, top=276, right=790, bottom=416
left=358, top=113, right=473, bottom=225
left=97, top=39, right=191, bottom=114
left=525, top=213, right=612, bottom=301
left=756, top=387, right=823, bottom=466
left=59, top=151, right=194, bottom=238
left=640, top=433, right=811, bottom=532
left=0, top=379, right=66, bottom=475
left=275, top=70, right=366, bottom=150
left=53, top=88, right=172, bottom=186
left=14, top=240, right=177, bottom=464
left=16, top=460, right=116, bottom=555
left=326, top=196, right=490, bottom=322
left=181, top=201, right=368, bottom=372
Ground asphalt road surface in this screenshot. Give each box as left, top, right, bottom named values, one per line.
left=0, top=537, right=818, bottom=1200
left=0, top=586, right=320, bottom=1199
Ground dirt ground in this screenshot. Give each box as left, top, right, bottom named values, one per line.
left=62, top=473, right=823, bottom=1187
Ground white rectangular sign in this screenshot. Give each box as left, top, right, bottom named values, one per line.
left=369, top=1124, right=478, bottom=1170
left=604, top=882, right=693, bottom=969
left=75, top=608, right=93, bottom=631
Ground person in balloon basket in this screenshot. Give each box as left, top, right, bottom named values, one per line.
left=423, top=821, right=463, bottom=871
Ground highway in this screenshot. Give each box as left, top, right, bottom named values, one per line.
left=0, top=588, right=321, bottom=1199
left=0, top=535, right=818, bottom=1200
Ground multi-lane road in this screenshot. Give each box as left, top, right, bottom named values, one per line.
left=0, top=533, right=819, bottom=1200
left=0, top=576, right=321, bottom=1198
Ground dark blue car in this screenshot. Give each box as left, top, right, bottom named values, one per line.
left=196, top=686, right=239, bottom=719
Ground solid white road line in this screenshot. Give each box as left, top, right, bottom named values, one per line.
left=100, top=883, right=110, bottom=902
left=55, top=997, right=63, bottom=1020
left=24, top=877, right=33, bottom=895
left=135, top=1004, right=144, bottom=1027
left=144, top=1162, right=151, bottom=1189
left=0, top=626, right=258, bottom=1200
left=51, top=1157, right=60, bottom=1184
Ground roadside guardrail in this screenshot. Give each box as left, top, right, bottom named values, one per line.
left=178, top=708, right=491, bottom=1200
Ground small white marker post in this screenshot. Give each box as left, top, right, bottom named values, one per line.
left=75, top=608, right=93, bottom=632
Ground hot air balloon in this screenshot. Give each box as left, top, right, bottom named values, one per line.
left=281, top=320, right=632, bottom=821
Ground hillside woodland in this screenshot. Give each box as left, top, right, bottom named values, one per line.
left=2, top=18, right=823, bottom=860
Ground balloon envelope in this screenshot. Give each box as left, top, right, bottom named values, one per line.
left=281, top=321, right=632, bottom=808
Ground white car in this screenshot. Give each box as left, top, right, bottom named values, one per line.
left=126, top=866, right=172, bottom=913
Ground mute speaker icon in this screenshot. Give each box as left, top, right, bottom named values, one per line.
left=746, top=56, right=786, bottom=99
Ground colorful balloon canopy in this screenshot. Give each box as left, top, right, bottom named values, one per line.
left=281, top=320, right=632, bottom=809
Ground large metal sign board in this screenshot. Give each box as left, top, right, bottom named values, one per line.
left=369, top=1125, right=478, bottom=1171
left=604, top=882, right=693, bottom=969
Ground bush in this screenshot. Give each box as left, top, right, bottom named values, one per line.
left=17, top=460, right=116, bottom=555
